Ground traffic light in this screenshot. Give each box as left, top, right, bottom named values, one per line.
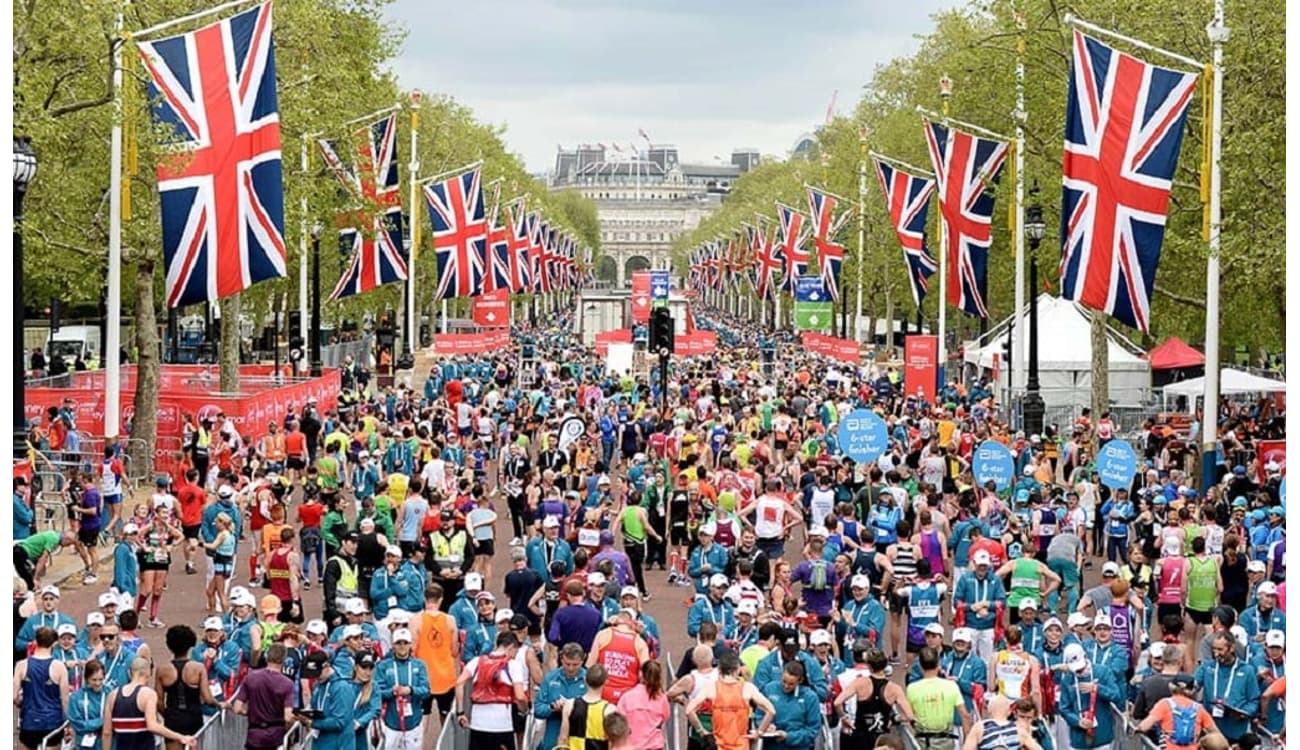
left=50, top=298, right=61, bottom=332
left=649, top=307, right=675, bottom=355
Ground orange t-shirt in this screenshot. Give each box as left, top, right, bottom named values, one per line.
left=1146, top=697, right=1216, bottom=750
left=285, top=431, right=306, bottom=459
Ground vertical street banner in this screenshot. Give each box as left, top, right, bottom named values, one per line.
left=794, top=275, right=832, bottom=332
left=904, top=335, right=938, bottom=403
left=631, top=271, right=652, bottom=323
left=650, top=270, right=671, bottom=308
left=472, top=288, right=510, bottom=327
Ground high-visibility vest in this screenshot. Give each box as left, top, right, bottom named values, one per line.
left=330, top=555, right=359, bottom=608
left=430, top=532, right=469, bottom=568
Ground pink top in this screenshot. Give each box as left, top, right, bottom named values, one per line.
left=616, top=684, right=670, bottom=750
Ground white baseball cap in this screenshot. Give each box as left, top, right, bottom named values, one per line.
left=810, top=629, right=834, bottom=646
left=1092, top=614, right=1112, bottom=629
left=56, top=623, right=77, bottom=637
left=1231, top=625, right=1249, bottom=647
left=232, top=591, right=257, bottom=608
left=217, top=485, right=235, bottom=498
left=808, top=526, right=829, bottom=538
left=1247, top=560, right=1267, bottom=573
left=1067, top=612, right=1091, bottom=628
left=587, top=572, right=608, bottom=586
left=924, top=623, right=945, bottom=636
left=494, top=608, right=514, bottom=624
left=342, top=624, right=364, bottom=639
left=388, top=610, right=412, bottom=624
left=1148, top=642, right=1167, bottom=659
left=619, top=586, right=642, bottom=600
left=98, top=592, right=119, bottom=608
left=736, top=600, right=758, bottom=616
left=385, top=545, right=403, bottom=558
left=1019, top=597, right=1039, bottom=611
left=464, top=573, right=484, bottom=590
left=344, top=598, right=368, bottom=615
left=306, top=620, right=328, bottom=635
left=203, top=616, right=225, bottom=631
left=39, top=585, right=60, bottom=598
left=1043, top=617, right=1064, bottom=631
left=360, top=518, right=376, bottom=529
left=392, top=629, right=413, bottom=643
left=123, top=522, right=141, bottom=534
left=850, top=574, right=871, bottom=590
left=952, top=628, right=974, bottom=643
left=709, top=573, right=729, bottom=588
left=86, top=612, right=105, bottom=626
left=972, top=550, right=992, bottom=567
left=1266, top=630, right=1285, bottom=648
left=698, top=523, right=717, bottom=536
left=542, top=516, right=560, bottom=529
left=1102, top=561, right=1120, bottom=576
left=1258, top=582, right=1279, bottom=596
left=1063, top=643, right=1088, bottom=672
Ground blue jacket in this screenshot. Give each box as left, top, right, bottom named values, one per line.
left=14, top=493, right=33, bottom=540
left=369, top=566, right=417, bottom=620
left=687, top=543, right=730, bottom=595
left=1251, top=654, right=1285, bottom=735
left=309, top=674, right=357, bottom=750
left=17, top=611, right=75, bottom=653
left=94, top=646, right=135, bottom=692
left=868, top=505, right=902, bottom=545
left=758, top=682, right=823, bottom=750
left=1194, top=657, right=1260, bottom=740
left=754, top=650, right=829, bottom=701
left=328, top=622, right=381, bottom=646
left=1081, top=639, right=1127, bottom=678
left=526, top=536, right=575, bottom=581
left=112, top=542, right=140, bottom=597
left=463, top=620, right=498, bottom=661
left=687, top=597, right=736, bottom=639
left=332, top=648, right=357, bottom=681
left=67, top=687, right=106, bottom=750
left=1239, top=604, right=1285, bottom=641
left=448, top=591, right=480, bottom=635
left=1057, top=665, right=1125, bottom=748
left=838, top=596, right=887, bottom=649
left=953, top=571, right=1007, bottom=631
left=201, top=498, right=243, bottom=543
left=941, top=650, right=988, bottom=716
left=351, top=678, right=381, bottom=750
left=376, top=655, right=431, bottom=730
left=190, top=640, right=242, bottom=701
left=397, top=562, right=427, bottom=613
left=533, top=667, right=588, bottom=749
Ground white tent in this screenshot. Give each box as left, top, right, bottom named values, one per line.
left=963, top=294, right=1151, bottom=408
left=1162, top=368, right=1285, bottom=400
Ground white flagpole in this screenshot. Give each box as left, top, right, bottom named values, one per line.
left=406, top=91, right=421, bottom=355
left=1013, top=7, right=1027, bottom=401
left=298, top=135, right=309, bottom=371
left=105, top=4, right=125, bottom=439
left=857, top=127, right=867, bottom=342
left=1202, top=1, right=1226, bottom=488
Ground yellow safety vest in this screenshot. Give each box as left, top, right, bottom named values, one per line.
left=330, top=555, right=359, bottom=607
left=430, top=532, right=468, bottom=568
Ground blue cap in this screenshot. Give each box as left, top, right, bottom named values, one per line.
left=1180, top=488, right=1198, bottom=498
left=1233, top=465, right=1247, bottom=475
left=1269, top=506, right=1284, bottom=518
left=1232, top=496, right=1248, bottom=508
left=1251, top=509, right=1267, bottom=522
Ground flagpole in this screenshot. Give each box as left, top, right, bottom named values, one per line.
left=105, top=4, right=126, bottom=439
left=935, top=77, right=952, bottom=386
left=1012, top=7, right=1027, bottom=408
left=406, top=91, right=421, bottom=356
left=298, top=135, right=309, bottom=371
left=1201, top=0, right=1227, bottom=490
left=857, top=127, right=867, bottom=343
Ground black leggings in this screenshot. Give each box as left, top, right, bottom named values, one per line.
left=507, top=497, right=529, bottom=540
left=625, top=540, right=648, bottom=594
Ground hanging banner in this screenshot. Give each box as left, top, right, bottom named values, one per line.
left=794, top=275, right=833, bottom=332
left=904, top=335, right=938, bottom=404
left=801, top=332, right=861, bottom=364
left=472, top=288, right=510, bottom=327
left=593, top=328, right=632, bottom=356
left=631, top=271, right=653, bottom=323
left=431, top=328, right=511, bottom=355
left=675, top=331, right=718, bottom=357
left=650, top=270, right=671, bottom=307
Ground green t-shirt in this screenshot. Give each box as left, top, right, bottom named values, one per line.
left=19, top=530, right=61, bottom=560
left=1187, top=555, right=1219, bottom=611
left=906, top=676, right=963, bottom=732
left=317, top=456, right=340, bottom=489
left=740, top=644, right=770, bottom=681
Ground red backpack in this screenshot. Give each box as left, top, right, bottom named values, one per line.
left=470, top=653, right=515, bottom=704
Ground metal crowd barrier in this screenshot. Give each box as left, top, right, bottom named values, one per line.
left=278, top=720, right=311, bottom=750
left=195, top=710, right=247, bottom=750
left=35, top=721, right=69, bottom=750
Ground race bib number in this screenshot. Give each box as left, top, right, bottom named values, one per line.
left=578, top=528, right=601, bottom=547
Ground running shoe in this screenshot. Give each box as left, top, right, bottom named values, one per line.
left=83, top=574, right=98, bottom=584
left=148, top=618, right=165, bottom=628
left=185, top=562, right=196, bottom=575
left=510, top=537, right=522, bottom=547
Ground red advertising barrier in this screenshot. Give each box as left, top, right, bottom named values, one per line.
left=1257, top=439, right=1286, bottom=479
left=594, top=328, right=632, bottom=356
left=801, top=332, right=861, bottom=364
left=904, top=335, right=938, bottom=403
left=26, top=365, right=342, bottom=470
left=675, top=331, right=717, bottom=357
left=631, top=272, right=652, bottom=323
left=472, top=289, right=510, bottom=327
left=431, top=328, right=512, bottom=355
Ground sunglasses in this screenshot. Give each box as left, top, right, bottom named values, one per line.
left=100, top=634, right=118, bottom=641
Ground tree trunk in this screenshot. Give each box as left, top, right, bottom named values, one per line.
left=220, top=292, right=241, bottom=392
left=1090, top=308, right=1109, bottom=427
left=884, top=287, right=895, bottom=354
left=130, top=256, right=159, bottom=473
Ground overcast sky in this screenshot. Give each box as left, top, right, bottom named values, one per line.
left=384, top=0, right=960, bottom=174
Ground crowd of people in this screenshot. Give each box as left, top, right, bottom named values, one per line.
left=11, top=304, right=1288, bottom=750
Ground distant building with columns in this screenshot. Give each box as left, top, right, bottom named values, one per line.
left=550, top=143, right=760, bottom=286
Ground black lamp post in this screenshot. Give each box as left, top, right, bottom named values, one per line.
left=1022, top=188, right=1047, bottom=436
left=309, top=220, right=323, bottom=377
left=14, top=136, right=37, bottom=453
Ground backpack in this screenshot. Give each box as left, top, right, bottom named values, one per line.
left=470, top=653, right=514, bottom=704
left=808, top=559, right=829, bottom=591
left=1165, top=698, right=1199, bottom=745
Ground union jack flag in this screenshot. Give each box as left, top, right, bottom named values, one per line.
left=504, top=200, right=532, bottom=293
left=754, top=215, right=783, bottom=301
left=776, top=203, right=810, bottom=295
left=137, top=1, right=286, bottom=308
left=873, top=158, right=938, bottom=308
left=1060, top=30, right=1197, bottom=332
left=527, top=214, right=545, bottom=293
left=482, top=180, right=511, bottom=294
left=806, top=186, right=852, bottom=301
left=317, top=113, right=406, bottom=301
left=423, top=165, right=488, bottom=300
left=924, top=119, right=1008, bottom=319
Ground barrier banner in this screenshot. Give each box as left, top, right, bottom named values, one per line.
left=593, top=328, right=632, bottom=356
left=472, top=289, right=510, bottom=327
left=431, top=329, right=511, bottom=355
left=631, top=271, right=652, bottom=323
left=675, top=331, right=717, bottom=357
left=904, top=335, right=938, bottom=403
left=1256, top=439, right=1286, bottom=481
left=801, top=332, right=860, bottom=363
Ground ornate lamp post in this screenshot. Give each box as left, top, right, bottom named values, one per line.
left=1022, top=186, right=1047, bottom=436
left=14, top=136, right=37, bottom=452
left=939, top=74, right=954, bottom=116
left=309, top=220, right=324, bottom=377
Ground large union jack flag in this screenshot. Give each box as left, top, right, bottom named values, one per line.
left=482, top=181, right=512, bottom=294
left=504, top=200, right=532, bottom=293
left=924, top=119, right=1008, bottom=319
left=1060, top=30, right=1197, bottom=332
left=423, top=165, right=488, bottom=301
left=318, top=113, right=406, bottom=301
left=806, top=186, right=852, bottom=302
left=754, top=215, right=783, bottom=302
left=873, top=158, right=938, bottom=309
left=137, top=1, right=286, bottom=309
left=776, top=203, right=810, bottom=295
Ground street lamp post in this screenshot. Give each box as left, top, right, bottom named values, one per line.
left=14, top=136, right=37, bottom=455
left=1022, top=189, right=1047, bottom=436
left=309, top=221, right=323, bottom=377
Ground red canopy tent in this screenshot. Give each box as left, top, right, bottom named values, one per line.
left=1147, top=337, right=1205, bottom=370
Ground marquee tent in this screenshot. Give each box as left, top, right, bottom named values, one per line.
left=1161, top=368, right=1285, bottom=402
left=1146, top=336, right=1206, bottom=386
left=962, top=294, right=1151, bottom=408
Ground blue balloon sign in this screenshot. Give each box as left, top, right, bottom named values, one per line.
left=839, top=409, right=889, bottom=463
left=973, top=440, right=1016, bottom=492
left=1097, top=440, right=1139, bottom=490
